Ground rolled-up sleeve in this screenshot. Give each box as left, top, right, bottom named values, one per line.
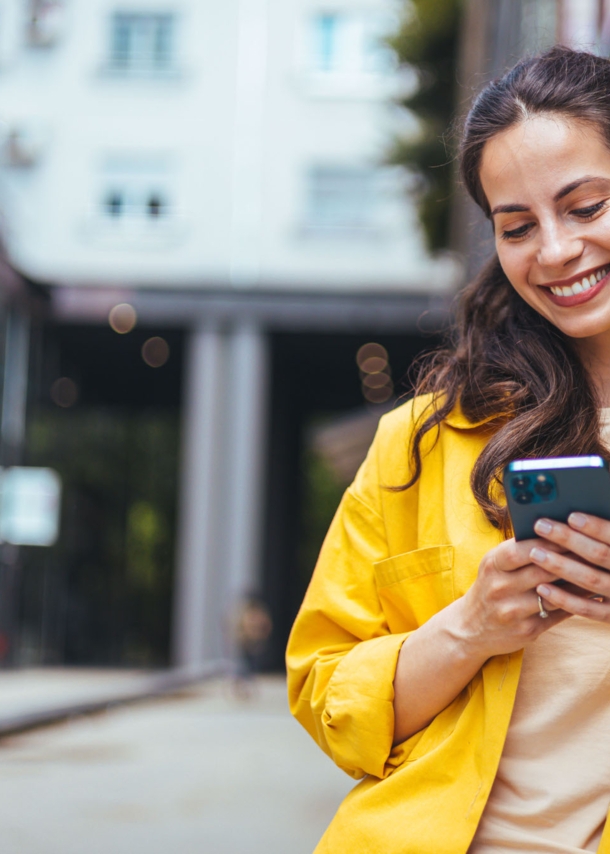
left=286, top=420, right=413, bottom=779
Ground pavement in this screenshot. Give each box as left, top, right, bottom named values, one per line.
left=0, top=675, right=355, bottom=854
left=0, top=666, right=219, bottom=735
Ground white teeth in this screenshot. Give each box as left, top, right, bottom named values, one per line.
left=548, top=268, right=608, bottom=297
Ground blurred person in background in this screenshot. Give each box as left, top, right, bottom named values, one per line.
left=231, top=593, right=272, bottom=699
left=287, top=46, right=610, bottom=854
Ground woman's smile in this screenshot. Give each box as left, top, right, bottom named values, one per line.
left=539, top=263, right=610, bottom=306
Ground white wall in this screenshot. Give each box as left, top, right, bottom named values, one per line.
left=0, top=0, right=456, bottom=293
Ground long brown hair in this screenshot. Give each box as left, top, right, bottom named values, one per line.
left=406, top=46, right=610, bottom=531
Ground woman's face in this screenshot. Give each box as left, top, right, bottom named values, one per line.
left=480, top=114, right=610, bottom=343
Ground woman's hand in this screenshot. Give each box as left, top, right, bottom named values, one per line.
left=455, top=537, right=570, bottom=663
left=392, top=537, right=568, bottom=744
left=530, top=513, right=610, bottom=620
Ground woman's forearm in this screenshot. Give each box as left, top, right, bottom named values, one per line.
left=392, top=598, right=487, bottom=745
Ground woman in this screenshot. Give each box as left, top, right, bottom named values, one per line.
left=287, top=46, right=610, bottom=854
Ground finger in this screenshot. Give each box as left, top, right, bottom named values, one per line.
left=537, top=582, right=610, bottom=621
left=493, top=589, right=563, bottom=623
left=568, top=512, right=610, bottom=546
left=496, top=562, right=561, bottom=594
left=529, top=545, right=610, bottom=598
left=527, top=605, right=572, bottom=635
left=534, top=517, right=610, bottom=571
left=490, top=537, right=556, bottom=573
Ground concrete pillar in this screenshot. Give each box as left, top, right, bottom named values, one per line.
left=224, top=323, right=269, bottom=605
left=171, top=325, right=226, bottom=673
left=172, top=322, right=270, bottom=673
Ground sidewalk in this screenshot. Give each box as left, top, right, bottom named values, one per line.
left=0, top=675, right=355, bottom=853
left=0, top=666, right=220, bottom=736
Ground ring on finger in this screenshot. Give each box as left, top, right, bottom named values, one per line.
left=538, top=594, right=549, bottom=619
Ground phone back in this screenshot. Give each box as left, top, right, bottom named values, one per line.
left=503, top=456, right=610, bottom=540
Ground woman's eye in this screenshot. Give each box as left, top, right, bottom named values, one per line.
left=572, top=201, right=607, bottom=219
left=500, top=223, right=533, bottom=241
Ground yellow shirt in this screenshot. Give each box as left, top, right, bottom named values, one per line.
left=286, top=395, right=610, bottom=854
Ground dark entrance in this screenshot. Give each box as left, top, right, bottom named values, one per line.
left=263, top=330, right=441, bottom=671
left=16, top=322, right=183, bottom=667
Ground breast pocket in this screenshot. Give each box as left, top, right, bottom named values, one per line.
left=373, top=545, right=455, bottom=633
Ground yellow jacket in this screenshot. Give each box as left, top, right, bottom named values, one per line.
left=286, top=395, right=610, bottom=854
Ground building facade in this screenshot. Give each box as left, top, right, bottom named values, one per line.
left=0, top=0, right=454, bottom=670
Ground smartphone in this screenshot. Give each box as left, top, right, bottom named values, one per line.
left=503, top=456, right=610, bottom=541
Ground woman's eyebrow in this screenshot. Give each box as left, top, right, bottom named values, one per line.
left=490, top=203, right=529, bottom=216
left=491, top=176, right=610, bottom=217
left=553, top=175, right=610, bottom=201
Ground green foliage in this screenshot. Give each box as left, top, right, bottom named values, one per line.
left=22, top=408, right=179, bottom=667
left=387, top=0, right=462, bottom=252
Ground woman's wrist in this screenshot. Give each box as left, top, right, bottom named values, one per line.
left=393, top=597, right=490, bottom=744
left=439, top=595, right=491, bottom=670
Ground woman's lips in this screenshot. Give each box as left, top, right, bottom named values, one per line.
left=542, top=269, right=610, bottom=306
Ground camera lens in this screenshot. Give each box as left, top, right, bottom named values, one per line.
left=514, top=491, right=534, bottom=504
left=533, top=472, right=556, bottom=500
left=511, top=475, right=531, bottom=491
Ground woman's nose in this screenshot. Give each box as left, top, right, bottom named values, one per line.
left=537, top=222, right=584, bottom=270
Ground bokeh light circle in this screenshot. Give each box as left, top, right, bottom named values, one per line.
left=142, top=336, right=170, bottom=368
left=50, top=377, right=78, bottom=408
left=109, top=303, right=137, bottom=334
left=363, top=385, right=393, bottom=404
left=363, top=372, right=391, bottom=389
left=357, top=343, right=388, bottom=372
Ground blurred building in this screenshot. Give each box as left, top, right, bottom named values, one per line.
left=0, top=0, right=458, bottom=671
left=455, top=0, right=610, bottom=274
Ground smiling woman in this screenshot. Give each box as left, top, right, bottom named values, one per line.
left=286, top=45, right=610, bottom=854
left=481, top=118, right=610, bottom=331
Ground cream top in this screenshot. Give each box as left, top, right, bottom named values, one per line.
left=469, top=410, right=610, bottom=853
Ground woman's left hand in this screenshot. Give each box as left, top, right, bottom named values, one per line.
left=531, top=513, right=610, bottom=620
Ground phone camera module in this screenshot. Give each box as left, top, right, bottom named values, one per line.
left=514, top=490, right=534, bottom=504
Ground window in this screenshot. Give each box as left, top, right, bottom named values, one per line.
left=311, top=13, right=339, bottom=72
left=308, top=11, right=393, bottom=76
left=305, top=165, right=380, bottom=232
left=109, top=12, right=174, bottom=74
left=99, top=154, right=172, bottom=223
left=102, top=188, right=169, bottom=220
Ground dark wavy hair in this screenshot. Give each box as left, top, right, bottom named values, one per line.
left=405, top=45, right=610, bottom=532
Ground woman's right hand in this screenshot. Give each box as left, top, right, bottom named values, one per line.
left=455, top=538, right=571, bottom=662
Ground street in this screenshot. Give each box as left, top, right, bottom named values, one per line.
left=0, top=676, right=354, bottom=854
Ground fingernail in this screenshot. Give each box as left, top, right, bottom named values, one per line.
left=535, top=519, right=553, bottom=535
left=537, top=584, right=551, bottom=596
left=569, top=512, right=587, bottom=528
left=530, top=547, right=547, bottom=562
